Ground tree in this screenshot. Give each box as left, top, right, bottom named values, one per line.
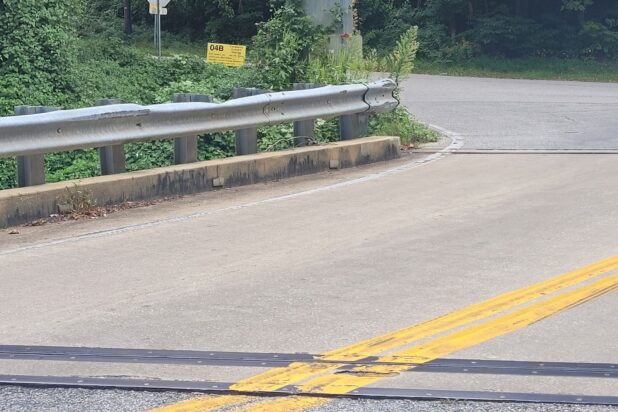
left=124, top=0, right=133, bottom=35
left=357, top=0, right=618, bottom=60
left=0, top=0, right=83, bottom=112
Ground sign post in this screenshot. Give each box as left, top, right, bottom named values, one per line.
left=148, top=0, right=171, bottom=58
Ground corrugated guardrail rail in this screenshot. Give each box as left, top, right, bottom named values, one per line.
left=0, top=79, right=397, bottom=188
left=0, top=80, right=397, bottom=158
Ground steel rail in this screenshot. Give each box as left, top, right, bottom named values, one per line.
left=0, top=345, right=615, bottom=379
left=0, top=80, right=398, bottom=157
left=0, top=375, right=616, bottom=406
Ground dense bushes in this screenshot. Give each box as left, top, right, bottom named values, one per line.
left=86, top=0, right=618, bottom=62
left=249, top=0, right=324, bottom=89
left=88, top=0, right=270, bottom=43
left=0, top=30, right=258, bottom=189
left=358, top=0, right=618, bottom=61
left=0, top=0, right=82, bottom=114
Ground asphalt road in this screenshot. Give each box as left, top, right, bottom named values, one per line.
left=402, top=74, right=618, bottom=150
left=1, top=75, right=617, bottom=411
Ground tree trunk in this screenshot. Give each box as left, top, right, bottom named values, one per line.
left=514, top=0, right=530, bottom=17
left=468, top=0, right=474, bottom=21
left=516, top=0, right=529, bottom=17
left=123, top=0, right=133, bottom=35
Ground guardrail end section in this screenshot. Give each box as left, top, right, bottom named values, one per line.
left=364, top=79, right=399, bottom=114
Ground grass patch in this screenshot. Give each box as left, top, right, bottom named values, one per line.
left=415, top=57, right=618, bottom=83
left=369, top=107, right=439, bottom=147
left=130, top=32, right=207, bottom=58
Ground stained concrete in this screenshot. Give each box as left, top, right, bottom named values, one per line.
left=0, top=136, right=399, bottom=227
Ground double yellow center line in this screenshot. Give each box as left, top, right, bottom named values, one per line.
left=154, top=256, right=618, bottom=412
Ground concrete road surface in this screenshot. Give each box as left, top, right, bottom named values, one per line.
left=0, top=75, right=617, bottom=411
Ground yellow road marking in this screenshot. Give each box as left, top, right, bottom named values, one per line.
left=153, top=256, right=618, bottom=412
left=242, top=273, right=618, bottom=412
left=233, top=256, right=618, bottom=391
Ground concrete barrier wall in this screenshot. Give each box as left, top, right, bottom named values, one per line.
left=0, top=136, right=400, bottom=228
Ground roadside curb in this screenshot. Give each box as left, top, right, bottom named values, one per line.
left=0, top=136, right=400, bottom=228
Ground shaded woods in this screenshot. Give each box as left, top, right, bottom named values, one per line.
left=359, top=0, right=618, bottom=59
left=88, top=0, right=618, bottom=59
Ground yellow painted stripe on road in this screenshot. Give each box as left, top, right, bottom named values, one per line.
left=153, top=255, right=618, bottom=412
left=243, top=273, right=618, bottom=412
left=233, top=256, right=618, bottom=391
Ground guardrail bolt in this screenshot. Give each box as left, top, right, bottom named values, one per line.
left=15, top=106, right=59, bottom=187
left=340, top=113, right=369, bottom=141
left=233, top=88, right=265, bottom=155
left=96, top=99, right=127, bottom=175
left=292, top=83, right=321, bottom=146
left=172, top=93, right=213, bottom=164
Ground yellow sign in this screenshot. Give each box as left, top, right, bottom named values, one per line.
left=148, top=3, right=168, bottom=15
left=206, top=43, right=247, bottom=67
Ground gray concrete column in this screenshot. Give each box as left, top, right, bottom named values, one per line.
left=233, top=88, right=265, bottom=155
left=172, top=93, right=213, bottom=164
left=96, top=99, right=126, bottom=175
left=293, top=83, right=322, bottom=147
left=15, top=105, right=59, bottom=187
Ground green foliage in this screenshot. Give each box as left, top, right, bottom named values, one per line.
left=250, top=0, right=324, bottom=90
left=86, top=0, right=618, bottom=62
left=125, top=141, right=174, bottom=171
left=306, top=27, right=419, bottom=85
left=0, top=159, right=16, bottom=189
left=0, top=0, right=83, bottom=114
left=356, top=0, right=416, bottom=54
left=86, top=0, right=270, bottom=44
left=561, top=0, right=594, bottom=12
left=258, top=125, right=295, bottom=151
left=46, top=150, right=100, bottom=183
left=0, top=28, right=257, bottom=189
left=0, top=0, right=441, bottom=192
left=152, top=0, right=270, bottom=43
left=470, top=16, right=541, bottom=58
left=315, top=119, right=341, bottom=143
left=359, top=0, right=618, bottom=61
left=369, top=107, right=438, bottom=146
left=152, top=69, right=254, bottom=103
left=384, top=27, right=419, bottom=83
left=306, top=43, right=369, bottom=85
left=198, top=132, right=235, bottom=160
left=80, top=0, right=124, bottom=36
left=415, top=56, right=618, bottom=82
left=579, top=21, right=618, bottom=59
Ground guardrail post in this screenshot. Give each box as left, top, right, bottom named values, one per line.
left=359, top=113, right=369, bottom=137
left=96, top=99, right=126, bottom=175
left=15, top=105, right=59, bottom=187
left=233, top=88, right=265, bottom=155
left=340, top=112, right=369, bottom=141
left=292, top=83, right=321, bottom=146
left=172, top=93, right=213, bottom=164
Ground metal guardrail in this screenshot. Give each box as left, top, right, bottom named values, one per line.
left=0, top=79, right=398, bottom=187
left=0, top=80, right=397, bottom=158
